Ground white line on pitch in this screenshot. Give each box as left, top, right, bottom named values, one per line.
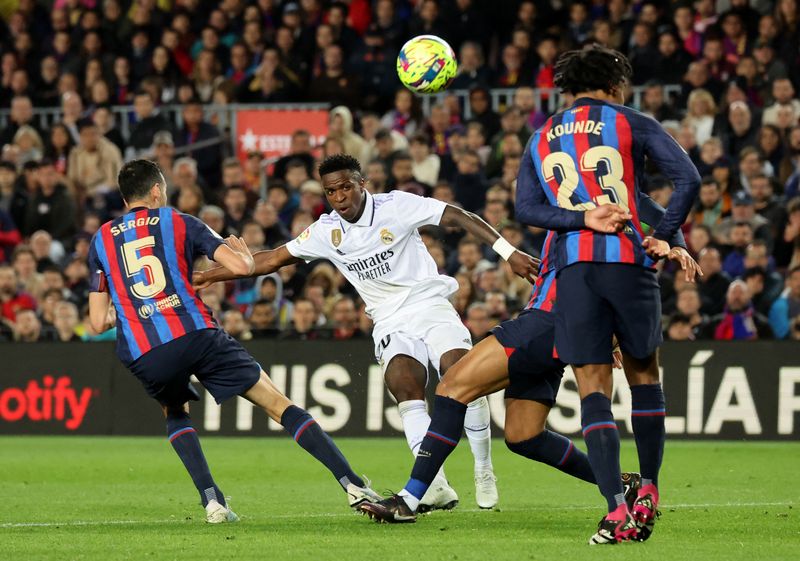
left=1, top=501, right=793, bottom=528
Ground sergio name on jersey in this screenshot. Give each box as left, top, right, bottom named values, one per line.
left=286, top=190, right=457, bottom=324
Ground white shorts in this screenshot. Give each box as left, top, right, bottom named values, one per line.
left=372, top=297, right=472, bottom=377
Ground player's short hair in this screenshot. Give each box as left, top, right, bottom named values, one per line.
left=118, top=159, right=163, bottom=202
left=319, top=154, right=361, bottom=177
left=554, top=44, right=632, bottom=95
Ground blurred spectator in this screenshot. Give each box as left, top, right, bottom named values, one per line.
left=711, top=280, right=773, bottom=340
left=327, top=106, right=367, bottom=166
left=762, top=78, right=800, bottom=127
left=127, top=90, right=173, bottom=155
left=273, top=130, right=315, bottom=181
left=722, top=221, right=754, bottom=278
left=24, top=160, right=77, bottom=243
left=280, top=297, right=329, bottom=340
left=465, top=301, right=492, bottom=342
left=175, top=99, right=223, bottom=189
left=381, top=89, right=424, bottom=138
left=331, top=296, right=364, bottom=340
left=53, top=301, right=81, bottom=342
left=308, top=44, right=360, bottom=109
left=248, top=299, right=280, bottom=339
left=222, top=309, right=252, bottom=341
left=0, top=95, right=39, bottom=147
left=13, top=308, right=55, bottom=342
left=68, top=118, right=123, bottom=199
left=697, top=248, right=732, bottom=315
left=714, top=191, right=769, bottom=247
left=665, top=313, right=696, bottom=341
left=450, top=41, right=491, bottom=90
left=684, top=89, right=717, bottom=145
left=769, top=266, right=800, bottom=339
left=0, top=263, right=36, bottom=322
left=467, top=87, right=501, bottom=142
left=0, top=162, right=26, bottom=230
left=0, top=207, right=22, bottom=264
left=744, top=240, right=784, bottom=303
left=409, top=133, right=440, bottom=187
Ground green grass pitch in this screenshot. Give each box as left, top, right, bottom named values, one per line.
left=2, top=437, right=798, bottom=560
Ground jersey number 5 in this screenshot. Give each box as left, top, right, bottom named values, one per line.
left=121, top=237, right=167, bottom=299
left=541, top=146, right=629, bottom=211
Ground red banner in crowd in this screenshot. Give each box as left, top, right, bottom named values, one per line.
left=235, top=109, right=329, bottom=163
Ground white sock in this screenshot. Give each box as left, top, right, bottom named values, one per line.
left=397, top=399, right=447, bottom=482
left=398, top=489, right=421, bottom=512
left=464, top=397, right=493, bottom=471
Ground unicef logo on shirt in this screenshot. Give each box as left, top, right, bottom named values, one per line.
left=138, top=303, right=156, bottom=319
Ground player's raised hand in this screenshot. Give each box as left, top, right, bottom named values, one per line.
left=508, top=251, right=540, bottom=284
left=226, top=236, right=255, bottom=275
left=642, top=236, right=670, bottom=259
left=584, top=205, right=632, bottom=234
left=668, top=246, right=704, bottom=282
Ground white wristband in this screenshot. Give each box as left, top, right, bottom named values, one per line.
left=492, top=237, right=516, bottom=261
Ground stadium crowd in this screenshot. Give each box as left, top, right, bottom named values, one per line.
left=0, top=0, right=799, bottom=345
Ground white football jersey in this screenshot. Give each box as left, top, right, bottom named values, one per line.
left=286, top=190, right=458, bottom=324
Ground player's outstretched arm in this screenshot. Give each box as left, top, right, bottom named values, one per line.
left=439, top=205, right=538, bottom=283
left=194, top=245, right=301, bottom=290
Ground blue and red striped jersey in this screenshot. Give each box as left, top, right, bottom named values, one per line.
left=526, top=231, right=557, bottom=312
left=516, top=97, right=700, bottom=272
left=523, top=193, right=687, bottom=313
left=87, top=206, right=224, bottom=364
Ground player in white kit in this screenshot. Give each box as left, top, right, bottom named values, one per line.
left=195, top=155, right=538, bottom=510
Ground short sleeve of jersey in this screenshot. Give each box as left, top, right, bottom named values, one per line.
left=285, top=221, right=329, bottom=263
left=87, top=234, right=108, bottom=293
left=391, top=190, right=447, bottom=230
left=182, top=213, right=225, bottom=261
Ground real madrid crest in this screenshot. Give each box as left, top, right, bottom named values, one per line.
left=331, top=228, right=342, bottom=247
left=380, top=228, right=394, bottom=245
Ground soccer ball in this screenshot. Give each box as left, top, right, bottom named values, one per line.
left=397, top=35, right=458, bottom=94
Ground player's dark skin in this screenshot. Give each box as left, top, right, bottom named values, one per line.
left=194, top=169, right=539, bottom=405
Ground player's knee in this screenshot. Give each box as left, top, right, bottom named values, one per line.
left=504, top=422, right=544, bottom=444
left=435, top=375, right=473, bottom=404
left=623, top=352, right=660, bottom=386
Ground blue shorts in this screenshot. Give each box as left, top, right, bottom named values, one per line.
left=491, top=309, right=565, bottom=406
left=128, top=328, right=262, bottom=406
left=554, top=262, right=662, bottom=364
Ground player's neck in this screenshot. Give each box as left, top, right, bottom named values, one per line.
left=344, top=191, right=368, bottom=224
left=573, top=90, right=622, bottom=105
left=126, top=199, right=157, bottom=210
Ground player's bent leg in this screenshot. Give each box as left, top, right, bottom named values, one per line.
left=242, top=371, right=380, bottom=509
left=440, top=347, right=497, bottom=509
left=362, top=337, right=511, bottom=522
left=162, top=402, right=238, bottom=523
left=504, top=399, right=596, bottom=484
left=623, top=352, right=664, bottom=541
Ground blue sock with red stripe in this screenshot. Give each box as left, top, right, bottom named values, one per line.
left=401, top=396, right=467, bottom=507
left=166, top=411, right=225, bottom=507
left=630, top=384, right=666, bottom=488
left=280, top=405, right=364, bottom=490
left=505, top=430, right=595, bottom=483
left=581, top=392, right=625, bottom=513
